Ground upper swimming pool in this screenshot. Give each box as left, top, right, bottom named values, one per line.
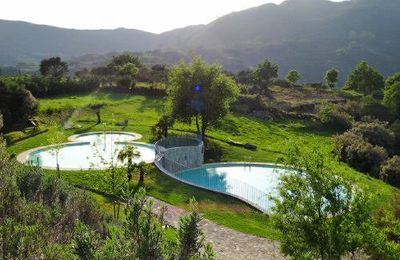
left=20, top=132, right=154, bottom=170
left=175, top=163, right=287, bottom=213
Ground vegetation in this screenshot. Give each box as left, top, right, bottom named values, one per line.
left=344, top=61, right=385, bottom=98
left=272, top=146, right=372, bottom=259
left=285, top=70, right=301, bottom=85
left=0, top=77, right=37, bottom=129
left=168, top=57, right=239, bottom=138
left=39, top=56, right=69, bottom=78
left=324, top=68, right=339, bottom=88
left=317, top=102, right=353, bottom=130
left=2, top=54, right=400, bottom=258
left=252, top=58, right=278, bottom=94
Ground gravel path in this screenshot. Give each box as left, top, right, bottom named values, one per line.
left=151, top=198, right=284, bottom=260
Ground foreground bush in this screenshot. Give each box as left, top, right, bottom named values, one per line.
left=0, top=138, right=215, bottom=259
left=380, top=156, right=400, bottom=187
left=272, top=146, right=372, bottom=259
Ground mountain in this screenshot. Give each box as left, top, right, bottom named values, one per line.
left=0, top=20, right=157, bottom=65
left=1, top=0, right=400, bottom=82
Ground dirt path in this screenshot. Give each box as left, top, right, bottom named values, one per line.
left=151, top=198, right=284, bottom=260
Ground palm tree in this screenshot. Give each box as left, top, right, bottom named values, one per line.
left=117, top=144, right=140, bottom=181
left=134, top=161, right=148, bottom=186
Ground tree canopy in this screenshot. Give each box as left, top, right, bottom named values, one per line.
left=39, top=57, right=69, bottom=78
left=253, top=59, right=278, bottom=93
left=168, top=57, right=239, bottom=138
left=344, top=61, right=384, bottom=97
left=383, top=72, right=400, bottom=117
left=272, top=146, right=372, bottom=260
left=324, top=68, right=339, bottom=88
left=285, top=70, right=301, bottom=84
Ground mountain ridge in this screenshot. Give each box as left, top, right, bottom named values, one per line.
left=1, top=0, right=400, bottom=82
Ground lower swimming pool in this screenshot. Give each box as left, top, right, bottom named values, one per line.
left=174, top=163, right=287, bottom=213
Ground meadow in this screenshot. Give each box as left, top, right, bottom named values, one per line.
left=6, top=90, right=399, bottom=239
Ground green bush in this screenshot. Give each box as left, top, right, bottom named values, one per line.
left=390, top=120, right=400, bottom=146
left=380, top=156, right=400, bottom=187
left=318, top=102, right=353, bottom=130
left=334, top=132, right=388, bottom=177
left=350, top=120, right=395, bottom=149
left=0, top=78, right=38, bottom=129
left=360, top=95, right=395, bottom=122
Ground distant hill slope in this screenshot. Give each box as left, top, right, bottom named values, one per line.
left=0, top=20, right=157, bottom=65
left=1, top=0, right=400, bottom=82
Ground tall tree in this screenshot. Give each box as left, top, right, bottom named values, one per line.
left=108, top=54, right=142, bottom=89
left=344, top=61, right=384, bottom=97
left=253, top=59, right=278, bottom=94
left=271, top=146, right=372, bottom=259
left=324, top=68, right=339, bottom=88
left=285, top=70, right=301, bottom=85
left=383, top=72, right=400, bottom=117
left=39, top=57, right=69, bottom=78
left=168, top=57, right=239, bottom=138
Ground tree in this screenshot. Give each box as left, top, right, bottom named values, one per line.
left=39, top=57, right=69, bottom=78
left=151, top=115, right=175, bottom=139
left=48, top=131, right=66, bottom=177
left=88, top=103, right=104, bottom=124
left=134, top=161, right=148, bottom=186
left=285, top=70, right=301, bottom=85
left=168, top=57, right=239, bottom=138
left=344, top=61, right=384, bottom=97
left=383, top=81, right=400, bottom=118
left=324, top=68, right=339, bottom=88
left=253, top=59, right=278, bottom=94
left=177, top=198, right=215, bottom=260
left=0, top=78, right=37, bottom=129
left=271, top=146, right=372, bottom=260
left=108, top=54, right=142, bottom=89
left=117, top=144, right=140, bottom=181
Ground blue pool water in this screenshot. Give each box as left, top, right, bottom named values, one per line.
left=175, top=163, right=287, bottom=213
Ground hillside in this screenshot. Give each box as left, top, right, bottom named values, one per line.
left=1, top=0, right=400, bottom=82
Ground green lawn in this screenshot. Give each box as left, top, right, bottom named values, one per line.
left=6, top=91, right=400, bottom=239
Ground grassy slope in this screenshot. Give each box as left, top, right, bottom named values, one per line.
left=6, top=91, right=399, bottom=239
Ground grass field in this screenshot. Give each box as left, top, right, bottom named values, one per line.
left=6, top=91, right=400, bottom=239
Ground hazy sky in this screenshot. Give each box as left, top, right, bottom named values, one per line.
left=0, top=0, right=345, bottom=33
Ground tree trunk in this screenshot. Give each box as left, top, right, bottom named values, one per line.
left=96, top=111, right=101, bottom=124
left=195, top=113, right=200, bottom=135
left=138, top=171, right=144, bottom=185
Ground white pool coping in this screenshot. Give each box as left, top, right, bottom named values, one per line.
left=155, top=160, right=286, bottom=214
left=68, top=131, right=142, bottom=142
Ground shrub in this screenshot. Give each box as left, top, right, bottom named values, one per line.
left=0, top=78, right=38, bottom=129
left=318, top=102, right=353, bottom=130
left=334, top=132, right=388, bottom=177
left=380, top=156, right=400, bottom=187
left=350, top=120, right=395, bottom=149
left=360, top=95, right=395, bottom=122
left=340, top=100, right=362, bottom=120
left=390, top=120, right=400, bottom=146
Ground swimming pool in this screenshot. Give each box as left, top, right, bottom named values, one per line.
left=175, top=163, right=287, bottom=213
left=20, top=132, right=155, bottom=170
